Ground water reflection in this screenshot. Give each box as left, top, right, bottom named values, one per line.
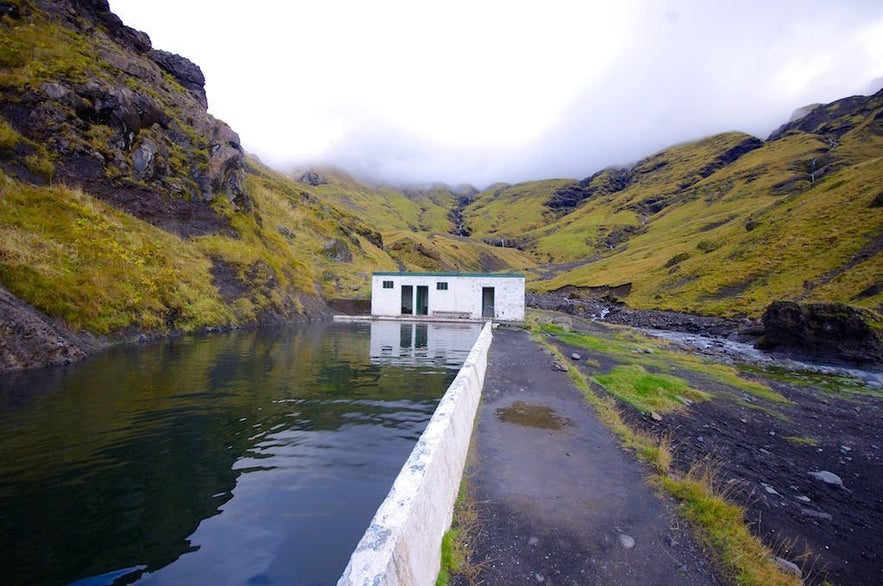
left=370, top=321, right=482, bottom=369
left=0, top=322, right=479, bottom=585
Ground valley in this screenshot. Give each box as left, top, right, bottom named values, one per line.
left=1, top=2, right=882, bottom=584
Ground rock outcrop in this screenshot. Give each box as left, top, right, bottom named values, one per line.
left=0, top=0, right=250, bottom=229
left=756, top=301, right=883, bottom=366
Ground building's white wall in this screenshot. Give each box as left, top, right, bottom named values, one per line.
left=370, top=274, right=525, bottom=321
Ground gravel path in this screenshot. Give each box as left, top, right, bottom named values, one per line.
left=457, top=327, right=721, bottom=585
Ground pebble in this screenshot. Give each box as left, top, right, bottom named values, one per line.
left=808, top=470, right=844, bottom=487
left=571, top=352, right=581, bottom=360
left=773, top=557, right=803, bottom=578
left=617, top=534, right=635, bottom=549
left=553, top=361, right=568, bottom=372
left=761, top=482, right=781, bottom=496
left=800, top=508, right=833, bottom=521
left=650, top=411, right=662, bottom=422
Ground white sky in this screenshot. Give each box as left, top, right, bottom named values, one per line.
left=109, top=0, right=883, bottom=187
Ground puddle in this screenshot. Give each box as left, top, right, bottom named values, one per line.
left=495, top=401, right=573, bottom=430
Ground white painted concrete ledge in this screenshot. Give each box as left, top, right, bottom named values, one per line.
left=338, top=321, right=494, bottom=586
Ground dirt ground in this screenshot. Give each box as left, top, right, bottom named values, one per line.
left=455, top=327, right=722, bottom=585
left=546, top=319, right=883, bottom=585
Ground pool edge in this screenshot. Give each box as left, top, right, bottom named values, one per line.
left=338, top=320, right=494, bottom=586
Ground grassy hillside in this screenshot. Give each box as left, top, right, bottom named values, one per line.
left=539, top=127, right=882, bottom=316
left=458, top=108, right=882, bottom=317
left=0, top=159, right=401, bottom=333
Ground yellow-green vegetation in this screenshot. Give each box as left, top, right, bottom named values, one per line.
left=660, top=468, right=801, bottom=586
left=464, top=179, right=573, bottom=241
left=0, top=6, right=100, bottom=88
left=0, top=160, right=400, bottom=333
left=0, top=117, right=21, bottom=151
left=437, top=478, right=481, bottom=586
left=528, top=318, right=801, bottom=585
left=384, top=229, right=537, bottom=274
left=466, top=125, right=883, bottom=317
left=0, top=174, right=230, bottom=333
left=784, top=435, right=820, bottom=447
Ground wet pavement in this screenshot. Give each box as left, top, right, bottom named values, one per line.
left=460, top=326, right=721, bottom=585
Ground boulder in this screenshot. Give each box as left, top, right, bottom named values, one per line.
left=756, top=301, right=883, bottom=365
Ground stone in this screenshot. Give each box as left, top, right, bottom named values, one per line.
left=571, top=352, right=581, bottom=360
left=617, top=533, right=635, bottom=549
left=553, top=361, right=568, bottom=372
left=299, top=170, right=327, bottom=186
left=800, top=508, right=833, bottom=521
left=132, top=138, right=157, bottom=179
left=650, top=411, right=662, bottom=422
left=773, top=557, right=802, bottom=578
left=323, top=238, right=353, bottom=262
left=808, top=470, right=844, bottom=487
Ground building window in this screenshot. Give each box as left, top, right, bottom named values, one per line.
left=436, top=282, right=448, bottom=290
left=382, top=280, right=394, bottom=289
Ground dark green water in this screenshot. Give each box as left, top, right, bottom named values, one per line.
left=0, top=321, right=481, bottom=585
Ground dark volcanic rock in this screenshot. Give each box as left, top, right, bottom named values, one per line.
left=695, top=136, right=764, bottom=180
left=768, top=88, right=883, bottom=141
left=149, top=49, right=207, bottom=107
left=547, top=167, right=632, bottom=211
left=0, top=286, right=97, bottom=374
left=757, top=301, right=883, bottom=365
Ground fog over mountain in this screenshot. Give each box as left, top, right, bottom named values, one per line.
left=111, top=0, right=883, bottom=186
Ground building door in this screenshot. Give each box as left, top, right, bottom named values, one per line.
left=416, top=286, right=429, bottom=315
left=482, top=287, right=495, bottom=318
left=401, top=285, right=413, bottom=315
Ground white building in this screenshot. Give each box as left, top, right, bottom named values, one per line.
left=370, top=272, right=525, bottom=322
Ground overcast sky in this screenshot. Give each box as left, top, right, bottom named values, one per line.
left=110, top=0, right=883, bottom=187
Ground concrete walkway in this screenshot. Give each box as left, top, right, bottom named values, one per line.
left=460, top=327, right=721, bottom=585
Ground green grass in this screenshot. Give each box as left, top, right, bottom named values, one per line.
left=595, top=364, right=705, bottom=413
left=784, top=435, right=820, bottom=447
left=0, top=117, right=21, bottom=151
left=537, top=320, right=787, bottom=406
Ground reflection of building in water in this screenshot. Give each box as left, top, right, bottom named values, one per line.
left=369, top=321, right=483, bottom=368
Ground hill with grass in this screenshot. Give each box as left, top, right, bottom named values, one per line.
left=1, top=0, right=881, bottom=372
left=462, top=99, right=883, bottom=318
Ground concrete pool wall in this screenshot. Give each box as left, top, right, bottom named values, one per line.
left=338, top=320, right=494, bottom=586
